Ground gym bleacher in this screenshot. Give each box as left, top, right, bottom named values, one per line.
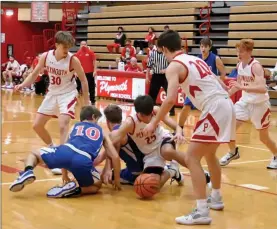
left=73, top=1, right=277, bottom=101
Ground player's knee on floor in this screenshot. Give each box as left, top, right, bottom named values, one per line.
left=73, top=168, right=102, bottom=194
left=81, top=180, right=102, bottom=195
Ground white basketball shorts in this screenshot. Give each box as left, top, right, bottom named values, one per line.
left=37, top=89, right=78, bottom=119
left=191, top=96, right=236, bottom=143
left=234, top=99, right=271, bottom=129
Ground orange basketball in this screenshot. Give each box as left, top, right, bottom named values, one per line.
left=134, top=174, right=160, bottom=199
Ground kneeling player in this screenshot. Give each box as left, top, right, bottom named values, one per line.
left=9, top=106, right=121, bottom=197
left=95, top=104, right=183, bottom=189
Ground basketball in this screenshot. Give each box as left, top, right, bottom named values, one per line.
left=134, top=174, right=160, bottom=199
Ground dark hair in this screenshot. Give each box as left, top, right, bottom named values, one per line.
left=200, top=37, right=212, bottom=47
left=148, top=27, right=155, bottom=32
left=55, top=31, right=75, bottom=48
left=164, top=25, right=169, bottom=30
left=157, top=30, right=181, bottom=52
left=125, top=38, right=132, bottom=43
left=118, top=26, right=124, bottom=31
left=134, top=95, right=154, bottom=116
left=80, top=106, right=102, bottom=121
left=104, top=104, right=122, bottom=124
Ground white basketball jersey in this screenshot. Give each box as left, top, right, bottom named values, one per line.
left=45, top=50, right=76, bottom=95
left=128, top=113, right=171, bottom=155
left=237, top=58, right=269, bottom=104
left=173, top=53, right=228, bottom=110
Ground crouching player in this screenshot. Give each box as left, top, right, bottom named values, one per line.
left=9, top=106, right=121, bottom=197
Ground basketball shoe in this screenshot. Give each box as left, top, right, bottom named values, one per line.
left=175, top=208, right=212, bottom=225
left=219, top=147, right=240, bottom=166
left=9, top=170, right=36, bottom=192
left=47, top=181, right=81, bottom=198
left=167, top=160, right=184, bottom=186
left=207, top=195, right=224, bottom=210
left=267, top=156, right=277, bottom=169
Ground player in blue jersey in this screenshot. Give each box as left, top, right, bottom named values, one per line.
left=94, top=104, right=144, bottom=185
left=179, top=37, right=226, bottom=129
left=9, top=106, right=121, bottom=197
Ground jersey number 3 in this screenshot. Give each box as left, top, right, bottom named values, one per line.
left=74, top=126, right=100, bottom=140
left=189, top=60, right=212, bottom=79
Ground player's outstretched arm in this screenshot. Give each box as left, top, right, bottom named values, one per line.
left=93, top=150, right=107, bottom=166
left=109, top=117, right=134, bottom=145
left=103, top=134, right=121, bottom=190
left=15, top=52, right=46, bottom=91
left=71, top=56, right=90, bottom=105
left=143, top=62, right=182, bottom=137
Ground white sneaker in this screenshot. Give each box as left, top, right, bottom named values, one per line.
left=167, top=160, right=184, bottom=186
left=207, top=195, right=224, bottom=210
left=220, top=147, right=240, bottom=166
left=176, top=208, right=212, bottom=225
left=6, top=84, right=14, bottom=89
left=138, top=50, right=144, bottom=55
left=267, top=156, right=277, bottom=169
left=51, top=168, right=62, bottom=175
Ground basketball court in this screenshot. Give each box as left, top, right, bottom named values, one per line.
left=2, top=90, right=277, bottom=229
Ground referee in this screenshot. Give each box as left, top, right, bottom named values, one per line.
left=146, top=47, right=175, bottom=116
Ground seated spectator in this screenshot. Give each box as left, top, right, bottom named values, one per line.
left=142, top=42, right=157, bottom=70
left=107, top=26, right=126, bottom=53
left=164, top=25, right=170, bottom=32
left=116, top=39, right=136, bottom=64
left=134, top=27, right=156, bottom=55
left=2, top=56, right=20, bottom=89
left=125, top=57, right=142, bottom=72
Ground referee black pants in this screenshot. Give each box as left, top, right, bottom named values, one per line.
left=148, top=73, right=175, bottom=113
left=86, top=72, right=96, bottom=104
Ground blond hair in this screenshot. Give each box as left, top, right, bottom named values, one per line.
left=235, top=39, right=254, bottom=52
left=55, top=31, right=75, bottom=48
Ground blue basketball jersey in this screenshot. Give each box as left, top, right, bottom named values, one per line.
left=198, top=52, right=218, bottom=75
left=68, top=122, right=104, bottom=160
left=113, top=124, right=144, bottom=173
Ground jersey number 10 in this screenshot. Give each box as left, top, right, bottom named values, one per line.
left=74, top=126, right=100, bottom=140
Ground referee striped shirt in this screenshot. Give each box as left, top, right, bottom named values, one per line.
left=147, top=50, right=169, bottom=74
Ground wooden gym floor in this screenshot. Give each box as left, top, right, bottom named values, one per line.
left=1, top=90, right=277, bottom=229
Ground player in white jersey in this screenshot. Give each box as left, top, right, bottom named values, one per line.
left=109, top=95, right=186, bottom=190
left=219, top=39, right=277, bottom=169
left=15, top=31, right=90, bottom=177
left=143, top=30, right=236, bottom=225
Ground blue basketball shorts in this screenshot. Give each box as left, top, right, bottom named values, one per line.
left=40, top=144, right=100, bottom=187
left=184, top=97, right=196, bottom=110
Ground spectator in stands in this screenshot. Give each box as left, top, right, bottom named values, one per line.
left=142, top=41, right=157, bottom=71
left=164, top=25, right=170, bottom=32
left=134, top=27, right=156, bottom=55
left=116, top=38, right=136, bottom=65
left=2, top=56, right=20, bottom=89
left=107, top=26, right=126, bottom=53
left=75, top=41, right=97, bottom=105
left=179, top=37, right=227, bottom=128
left=146, top=47, right=175, bottom=116
left=125, top=57, right=142, bottom=72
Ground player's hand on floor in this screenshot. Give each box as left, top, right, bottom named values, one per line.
left=62, top=175, right=71, bottom=184
left=113, top=181, right=122, bottom=191
left=14, top=84, right=23, bottom=91
left=101, top=170, right=113, bottom=185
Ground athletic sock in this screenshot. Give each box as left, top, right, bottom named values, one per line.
left=196, top=199, right=208, bottom=212
left=211, top=189, right=221, bottom=199
left=24, top=166, right=34, bottom=172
